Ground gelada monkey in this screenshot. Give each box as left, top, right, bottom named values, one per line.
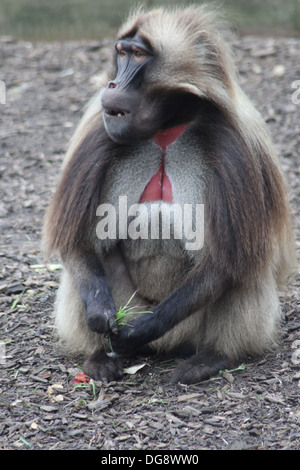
left=43, top=6, right=296, bottom=384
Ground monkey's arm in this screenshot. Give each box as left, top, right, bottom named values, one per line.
left=64, top=250, right=118, bottom=335
left=112, top=259, right=232, bottom=355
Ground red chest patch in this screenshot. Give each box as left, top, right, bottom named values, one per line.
left=139, top=124, right=187, bottom=203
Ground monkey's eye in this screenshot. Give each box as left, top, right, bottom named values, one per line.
left=115, top=42, right=126, bottom=57
left=133, top=49, right=147, bottom=63
left=115, top=41, right=148, bottom=63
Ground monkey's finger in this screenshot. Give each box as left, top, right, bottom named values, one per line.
left=86, top=309, right=118, bottom=335
left=107, top=314, right=118, bottom=335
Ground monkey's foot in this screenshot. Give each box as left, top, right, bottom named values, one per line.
left=171, top=349, right=230, bottom=385
left=83, top=351, right=123, bottom=383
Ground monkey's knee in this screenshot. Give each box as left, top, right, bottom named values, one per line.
left=83, top=351, right=123, bottom=383
left=171, top=348, right=230, bottom=385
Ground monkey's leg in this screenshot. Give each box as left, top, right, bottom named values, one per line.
left=171, top=271, right=280, bottom=384
left=111, top=260, right=230, bottom=355
left=83, top=351, right=124, bottom=383
left=171, top=348, right=230, bottom=384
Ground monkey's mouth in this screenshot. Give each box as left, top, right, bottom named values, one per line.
left=103, top=108, right=133, bottom=144
left=104, top=109, right=130, bottom=117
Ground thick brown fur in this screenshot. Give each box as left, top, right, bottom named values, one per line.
left=43, top=5, right=296, bottom=384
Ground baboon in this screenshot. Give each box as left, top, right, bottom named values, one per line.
left=43, top=5, right=296, bottom=384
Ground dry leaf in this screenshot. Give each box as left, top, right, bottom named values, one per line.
left=177, top=393, right=201, bottom=402
left=123, top=363, right=147, bottom=375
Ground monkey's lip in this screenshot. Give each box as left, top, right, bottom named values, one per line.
left=104, top=109, right=130, bottom=117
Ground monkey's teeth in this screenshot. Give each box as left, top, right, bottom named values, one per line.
left=105, top=109, right=128, bottom=117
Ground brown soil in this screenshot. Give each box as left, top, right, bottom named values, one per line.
left=0, top=34, right=299, bottom=450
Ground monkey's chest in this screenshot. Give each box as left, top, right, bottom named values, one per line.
left=97, top=135, right=205, bottom=300
left=120, top=238, right=192, bottom=302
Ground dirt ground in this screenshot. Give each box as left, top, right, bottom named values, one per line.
left=0, top=32, right=299, bottom=451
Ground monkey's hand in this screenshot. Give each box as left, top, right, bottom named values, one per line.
left=86, top=305, right=118, bottom=336
left=111, top=313, right=157, bottom=356
left=85, top=292, right=118, bottom=335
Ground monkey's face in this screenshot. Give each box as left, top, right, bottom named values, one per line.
left=101, top=35, right=199, bottom=145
